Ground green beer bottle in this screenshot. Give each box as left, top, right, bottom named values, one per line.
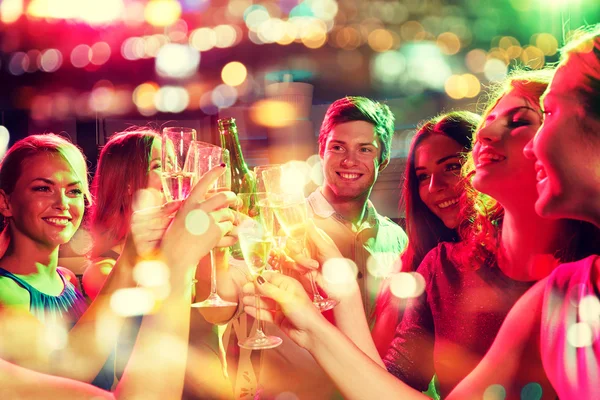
left=218, top=117, right=256, bottom=259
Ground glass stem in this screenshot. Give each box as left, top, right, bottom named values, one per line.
left=309, top=272, right=322, bottom=301
left=255, top=293, right=264, bottom=336
left=210, top=249, right=217, bottom=296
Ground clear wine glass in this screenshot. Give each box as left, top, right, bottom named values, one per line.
left=161, top=127, right=197, bottom=202
left=236, top=193, right=283, bottom=350
left=261, top=166, right=338, bottom=312
left=188, top=145, right=238, bottom=308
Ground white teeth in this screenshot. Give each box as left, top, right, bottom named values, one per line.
left=438, top=198, right=459, bottom=209
left=478, top=153, right=506, bottom=162
left=340, top=173, right=360, bottom=180
left=44, top=218, right=69, bottom=226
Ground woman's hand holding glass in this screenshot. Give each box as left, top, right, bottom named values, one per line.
left=242, top=271, right=327, bottom=350
left=236, top=193, right=283, bottom=349
left=158, top=165, right=238, bottom=274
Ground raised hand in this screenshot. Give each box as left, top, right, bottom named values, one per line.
left=242, top=271, right=327, bottom=349
left=160, top=165, right=238, bottom=271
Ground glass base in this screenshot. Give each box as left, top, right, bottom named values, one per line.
left=238, top=332, right=283, bottom=350
left=192, top=293, right=238, bottom=308
left=313, top=297, right=338, bottom=312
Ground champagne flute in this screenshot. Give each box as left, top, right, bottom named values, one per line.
left=236, top=194, right=283, bottom=350
left=254, top=165, right=288, bottom=261
left=161, top=127, right=196, bottom=202
left=261, top=166, right=338, bottom=312
left=188, top=145, right=238, bottom=308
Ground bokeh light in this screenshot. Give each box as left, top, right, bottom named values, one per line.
left=437, top=32, right=461, bottom=55
left=71, top=44, right=92, bottom=68
left=155, top=86, right=190, bottom=113
left=520, top=382, right=543, bottom=400
left=90, top=42, right=111, bottom=66
left=185, top=209, right=211, bottom=235
left=110, top=287, right=156, bottom=316
left=40, top=49, right=63, bottom=72
left=567, top=322, right=594, bottom=348
left=533, top=33, right=559, bottom=56
left=484, top=58, right=508, bottom=82
left=221, top=62, right=248, bottom=86
left=145, top=0, right=181, bottom=27
left=465, top=49, right=487, bottom=73
left=578, top=295, right=600, bottom=323
left=133, top=260, right=170, bottom=288
left=483, top=384, right=506, bottom=400
left=211, top=84, right=238, bottom=108
left=250, top=100, right=297, bottom=128
left=389, top=272, right=425, bottom=299
left=214, top=24, right=238, bottom=48
left=190, top=27, right=217, bottom=51
left=520, top=45, right=545, bottom=69
left=155, top=44, right=200, bottom=79
left=0, top=126, right=10, bottom=159
left=1, top=0, right=24, bottom=24
left=322, top=258, right=359, bottom=288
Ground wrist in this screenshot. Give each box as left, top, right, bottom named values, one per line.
left=304, top=312, right=334, bottom=351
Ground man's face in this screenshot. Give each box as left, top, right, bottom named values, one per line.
left=321, top=121, right=386, bottom=202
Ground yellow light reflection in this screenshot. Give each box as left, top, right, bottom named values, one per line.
left=250, top=100, right=297, bottom=128
left=221, top=61, right=247, bottom=86
left=145, top=0, right=181, bottom=27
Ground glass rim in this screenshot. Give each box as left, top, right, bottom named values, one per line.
left=162, top=126, right=197, bottom=134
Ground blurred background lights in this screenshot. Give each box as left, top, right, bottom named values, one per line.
left=322, top=258, right=358, bottom=286
left=40, top=49, right=63, bottom=72
left=520, top=382, right=543, bottom=400
left=185, top=209, right=211, bottom=236
left=483, top=384, right=507, bottom=400
left=79, top=0, right=124, bottom=25
left=250, top=100, right=297, bottom=128
left=211, top=84, right=238, bottom=108
left=567, top=322, right=594, bottom=348
left=133, top=82, right=159, bottom=111
left=214, top=24, right=238, bottom=48
left=71, top=44, right=92, bottom=68
left=133, top=260, right=170, bottom=288
left=578, top=295, right=600, bottom=323
left=1, top=0, right=24, bottom=24
left=366, top=252, right=399, bottom=278
left=466, top=49, right=487, bottom=73
left=145, top=0, right=182, bottom=27
left=155, top=44, right=200, bottom=79
left=244, top=5, right=270, bottom=31
left=110, top=287, right=156, bottom=317
left=221, top=61, right=248, bottom=86
left=484, top=58, right=508, bottom=82
left=190, top=27, right=217, bottom=51
left=155, top=86, right=189, bottom=113
left=389, top=272, right=426, bottom=299
left=0, top=126, right=10, bottom=159
left=444, top=74, right=480, bottom=100
left=90, top=42, right=112, bottom=66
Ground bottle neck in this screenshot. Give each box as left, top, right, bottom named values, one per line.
left=220, top=128, right=249, bottom=171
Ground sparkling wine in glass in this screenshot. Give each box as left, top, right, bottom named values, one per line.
left=261, top=166, right=338, bottom=312
left=236, top=196, right=283, bottom=350
left=161, top=127, right=196, bottom=202
left=188, top=145, right=237, bottom=308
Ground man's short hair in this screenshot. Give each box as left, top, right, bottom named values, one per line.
left=318, top=96, right=395, bottom=164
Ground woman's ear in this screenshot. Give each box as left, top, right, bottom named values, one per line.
left=0, top=190, right=12, bottom=218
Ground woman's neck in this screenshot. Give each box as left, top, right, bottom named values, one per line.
left=500, top=206, right=567, bottom=281
left=0, top=231, right=59, bottom=276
